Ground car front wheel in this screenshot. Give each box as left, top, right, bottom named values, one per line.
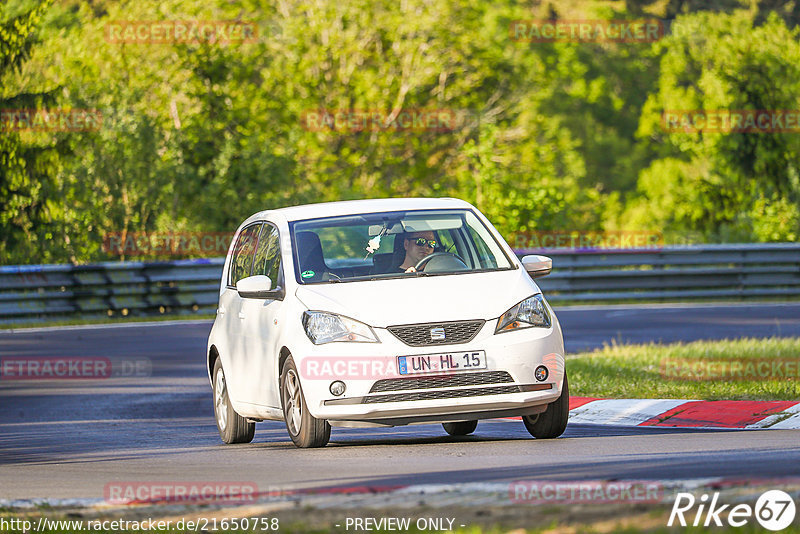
left=281, top=355, right=330, bottom=448
left=213, top=358, right=255, bottom=444
left=522, top=372, right=569, bottom=439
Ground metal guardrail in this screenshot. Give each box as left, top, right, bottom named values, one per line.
left=0, top=259, right=225, bottom=324
left=1, top=244, right=799, bottom=323
left=529, top=243, right=800, bottom=302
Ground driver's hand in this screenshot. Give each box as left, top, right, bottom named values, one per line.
left=404, top=266, right=417, bottom=273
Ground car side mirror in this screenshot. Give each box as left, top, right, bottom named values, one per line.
left=236, top=275, right=283, bottom=299
left=521, top=255, right=552, bottom=279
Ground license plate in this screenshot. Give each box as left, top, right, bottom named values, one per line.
left=397, top=351, right=486, bottom=376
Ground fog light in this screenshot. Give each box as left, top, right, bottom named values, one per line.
left=329, top=380, right=346, bottom=396
left=534, top=366, right=549, bottom=382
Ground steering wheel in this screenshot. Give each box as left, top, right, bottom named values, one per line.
left=414, top=252, right=469, bottom=272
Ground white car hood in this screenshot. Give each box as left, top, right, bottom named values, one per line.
left=294, top=268, right=538, bottom=328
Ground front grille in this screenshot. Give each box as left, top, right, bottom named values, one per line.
left=369, top=371, right=514, bottom=393
left=388, top=320, right=485, bottom=347
left=363, top=385, right=521, bottom=404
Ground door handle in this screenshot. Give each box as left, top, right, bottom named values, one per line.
left=218, top=306, right=226, bottom=315
left=238, top=312, right=246, bottom=320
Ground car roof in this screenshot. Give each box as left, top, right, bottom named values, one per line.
left=246, top=197, right=475, bottom=224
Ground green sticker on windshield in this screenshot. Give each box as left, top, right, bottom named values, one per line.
left=301, top=270, right=315, bottom=278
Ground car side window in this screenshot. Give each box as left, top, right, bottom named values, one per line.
left=468, top=225, right=497, bottom=268
left=253, top=224, right=282, bottom=288
left=228, top=224, right=261, bottom=287
left=436, top=229, right=456, bottom=254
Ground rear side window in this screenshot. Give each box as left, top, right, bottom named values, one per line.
left=252, top=224, right=282, bottom=288
left=467, top=225, right=498, bottom=269
left=228, top=224, right=261, bottom=287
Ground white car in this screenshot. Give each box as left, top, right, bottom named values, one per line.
left=207, top=198, right=568, bottom=448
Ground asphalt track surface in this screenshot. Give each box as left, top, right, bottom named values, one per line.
left=1, top=303, right=799, bottom=502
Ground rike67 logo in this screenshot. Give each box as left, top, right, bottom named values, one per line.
left=669, top=490, right=796, bottom=531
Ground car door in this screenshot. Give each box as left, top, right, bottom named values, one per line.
left=221, top=223, right=261, bottom=401
left=239, top=223, right=285, bottom=408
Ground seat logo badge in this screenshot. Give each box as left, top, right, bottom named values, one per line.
left=430, top=327, right=446, bottom=341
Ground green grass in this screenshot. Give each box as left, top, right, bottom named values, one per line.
left=568, top=337, right=800, bottom=400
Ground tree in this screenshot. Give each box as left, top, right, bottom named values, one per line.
left=0, top=0, right=59, bottom=263
left=627, top=10, right=800, bottom=242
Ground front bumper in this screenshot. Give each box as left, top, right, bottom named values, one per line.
left=293, top=313, right=566, bottom=424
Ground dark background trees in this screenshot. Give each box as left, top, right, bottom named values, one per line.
left=1, top=0, right=798, bottom=263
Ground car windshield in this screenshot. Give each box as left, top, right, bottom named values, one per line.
left=289, top=209, right=514, bottom=284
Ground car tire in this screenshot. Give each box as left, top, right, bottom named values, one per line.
left=442, top=420, right=478, bottom=436
left=522, top=372, right=569, bottom=439
left=213, top=358, right=256, bottom=444
left=281, top=355, right=331, bottom=448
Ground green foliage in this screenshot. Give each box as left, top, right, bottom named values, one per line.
left=0, top=0, right=61, bottom=264
left=1, top=0, right=799, bottom=264
left=629, top=11, right=800, bottom=242
left=569, top=337, right=800, bottom=401
left=751, top=194, right=800, bottom=241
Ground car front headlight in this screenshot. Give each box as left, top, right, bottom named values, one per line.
left=495, top=294, right=551, bottom=334
left=302, top=311, right=379, bottom=344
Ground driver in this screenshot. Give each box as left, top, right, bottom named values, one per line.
left=398, top=231, right=436, bottom=273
